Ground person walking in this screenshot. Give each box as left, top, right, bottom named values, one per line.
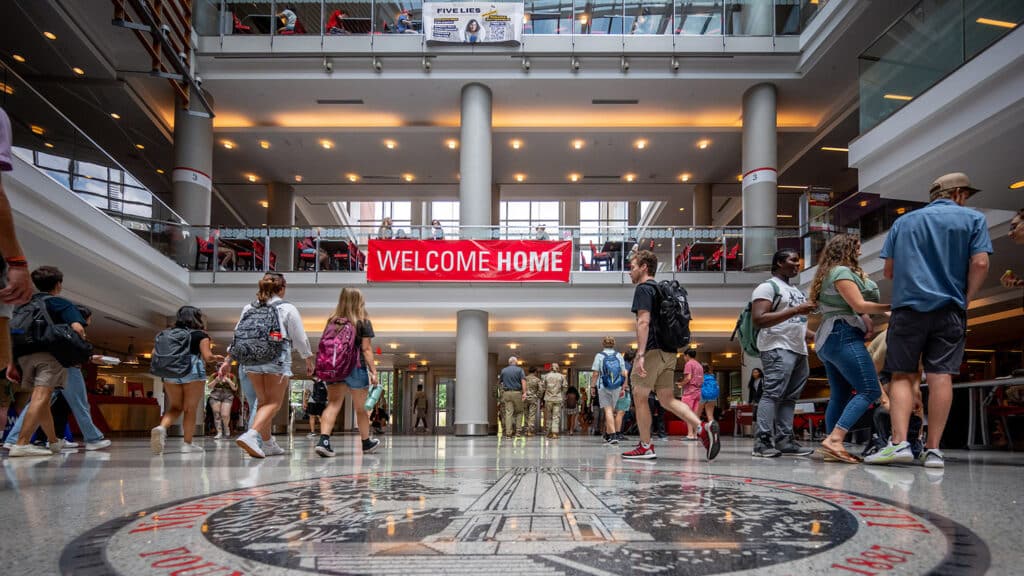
left=565, top=385, right=580, bottom=435
left=219, top=272, right=314, bottom=459
left=807, top=234, right=890, bottom=463
left=867, top=173, right=991, bottom=469
left=591, top=336, right=628, bottom=446
left=542, top=363, right=568, bottom=439
left=498, top=357, right=526, bottom=438
left=524, top=366, right=542, bottom=436
left=208, top=374, right=237, bottom=440
left=749, top=249, right=817, bottom=458
left=0, top=107, right=33, bottom=377
left=680, top=348, right=703, bottom=441
left=413, top=385, right=429, bottom=433
left=302, top=379, right=321, bottom=437
left=699, top=363, right=719, bottom=426
left=747, top=367, right=764, bottom=419
left=622, top=250, right=719, bottom=460
left=151, top=306, right=223, bottom=454
left=314, top=287, right=381, bottom=457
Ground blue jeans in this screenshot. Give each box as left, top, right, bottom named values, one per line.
left=819, top=320, right=882, bottom=433
left=6, top=368, right=105, bottom=443
left=238, top=369, right=258, bottom=430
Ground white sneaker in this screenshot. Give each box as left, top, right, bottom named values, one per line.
left=151, top=426, right=167, bottom=455
left=863, top=440, right=914, bottom=465
left=9, top=444, right=54, bottom=457
left=236, top=430, right=265, bottom=458
left=181, top=442, right=205, bottom=453
left=921, top=448, right=945, bottom=469
left=213, top=432, right=223, bottom=440
left=63, top=441, right=79, bottom=449
left=85, top=439, right=112, bottom=451
left=263, top=438, right=285, bottom=456
left=48, top=439, right=67, bottom=454
left=3, top=442, right=15, bottom=450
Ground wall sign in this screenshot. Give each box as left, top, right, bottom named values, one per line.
left=423, top=2, right=524, bottom=45
left=367, top=239, right=572, bottom=282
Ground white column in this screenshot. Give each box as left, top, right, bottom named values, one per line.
left=172, top=97, right=213, bottom=267
left=741, top=83, right=778, bottom=271
left=459, top=83, right=493, bottom=239
left=267, top=181, right=295, bottom=271
left=455, top=310, right=490, bottom=436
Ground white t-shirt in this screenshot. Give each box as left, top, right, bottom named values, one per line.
left=751, top=277, right=809, bottom=355
left=281, top=9, right=297, bottom=29
left=590, top=348, right=626, bottom=387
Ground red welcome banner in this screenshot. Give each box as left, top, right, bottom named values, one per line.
left=367, top=239, right=572, bottom=282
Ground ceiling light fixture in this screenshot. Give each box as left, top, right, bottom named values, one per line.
left=43, top=31, right=57, bottom=40
left=569, top=173, right=581, bottom=183
left=821, top=146, right=849, bottom=152
left=976, top=17, right=1017, bottom=29
left=259, top=140, right=271, bottom=149
left=510, top=139, right=522, bottom=150
left=569, top=343, right=579, bottom=350
left=736, top=174, right=743, bottom=182
left=44, top=142, right=54, bottom=148
left=634, top=138, right=648, bottom=150
left=156, top=169, right=165, bottom=174
left=319, top=139, right=334, bottom=150
left=294, top=175, right=303, bottom=182
left=624, top=173, right=636, bottom=183
left=346, top=173, right=360, bottom=182
left=896, top=207, right=907, bottom=215
left=777, top=214, right=793, bottom=219
left=0, top=83, right=13, bottom=95
left=1009, top=180, right=1024, bottom=190
left=883, top=93, right=913, bottom=102
left=259, top=200, right=269, bottom=207
left=110, top=113, right=121, bottom=120
left=12, top=54, right=26, bottom=63
left=514, top=173, right=526, bottom=182
left=446, top=139, right=459, bottom=150
left=72, top=67, right=85, bottom=76
left=222, top=140, right=235, bottom=150
left=402, top=173, right=415, bottom=182
left=389, top=343, right=399, bottom=350
left=247, top=174, right=259, bottom=183
left=697, top=139, right=710, bottom=150
left=30, top=125, right=44, bottom=135
left=421, top=359, right=429, bottom=366
left=384, top=139, right=397, bottom=150
left=571, top=139, right=585, bottom=150
left=679, top=173, right=691, bottom=182
left=509, top=343, right=518, bottom=350
left=135, top=143, right=145, bottom=150
left=678, top=207, right=686, bottom=212
left=859, top=200, right=869, bottom=207
left=408, top=353, right=417, bottom=359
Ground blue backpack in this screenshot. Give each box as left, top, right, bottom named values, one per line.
left=701, top=374, right=719, bottom=400
left=600, top=351, right=625, bottom=389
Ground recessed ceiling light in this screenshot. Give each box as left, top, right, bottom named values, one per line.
left=388, top=343, right=399, bottom=349
left=294, top=175, right=303, bottom=182
left=568, top=173, right=581, bottom=182
left=420, top=359, right=429, bottom=366
left=976, top=17, right=1017, bottom=29
left=445, top=139, right=459, bottom=150
left=135, top=143, right=145, bottom=150
left=821, top=146, right=849, bottom=152
left=259, top=140, right=271, bottom=149
left=222, top=140, right=235, bottom=150
left=510, top=139, right=522, bottom=150
left=247, top=174, right=259, bottom=183
left=12, top=54, right=26, bottom=63
left=1009, top=180, right=1024, bottom=190
left=402, top=173, right=415, bottom=182
left=346, top=173, right=360, bottom=182
left=72, top=67, right=85, bottom=76
left=156, top=169, right=165, bottom=174
left=384, top=139, right=397, bottom=150
left=43, top=31, right=57, bottom=40
left=571, top=139, right=585, bottom=150
left=569, top=343, right=579, bottom=350
left=30, top=125, right=45, bottom=135
left=624, top=173, right=636, bottom=182
left=737, top=174, right=743, bottom=181
left=44, top=142, right=54, bottom=148
left=110, top=113, right=121, bottom=120
left=895, top=207, right=907, bottom=215
left=858, top=200, right=869, bottom=207
left=883, top=93, right=913, bottom=102
left=514, top=173, right=526, bottom=182
left=679, top=173, right=691, bottom=182
left=697, top=139, right=710, bottom=150
left=408, top=353, right=417, bottom=359
left=509, top=343, right=518, bottom=350
left=259, top=200, right=269, bottom=207
left=319, top=139, right=334, bottom=150
left=678, top=207, right=686, bottom=212
left=634, top=138, right=648, bottom=150
left=0, top=83, right=13, bottom=95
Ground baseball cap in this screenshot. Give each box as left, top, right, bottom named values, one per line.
left=929, top=172, right=980, bottom=200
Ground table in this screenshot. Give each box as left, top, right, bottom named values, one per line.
left=920, top=376, right=1024, bottom=450
left=319, top=240, right=353, bottom=270
left=601, top=240, right=634, bottom=271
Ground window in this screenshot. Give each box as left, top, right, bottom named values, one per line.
left=500, top=201, right=559, bottom=238
left=345, top=201, right=413, bottom=239
left=430, top=201, right=459, bottom=237
left=580, top=200, right=628, bottom=245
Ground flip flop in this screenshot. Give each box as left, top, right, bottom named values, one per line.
left=819, top=445, right=860, bottom=464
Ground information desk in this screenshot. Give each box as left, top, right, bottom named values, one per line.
left=88, top=395, right=161, bottom=435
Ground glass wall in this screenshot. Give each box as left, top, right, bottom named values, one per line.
left=500, top=201, right=560, bottom=238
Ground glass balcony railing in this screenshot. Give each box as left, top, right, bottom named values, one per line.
left=0, top=62, right=189, bottom=262
left=859, top=0, right=1023, bottom=133
left=194, top=0, right=824, bottom=38
left=185, top=224, right=815, bottom=282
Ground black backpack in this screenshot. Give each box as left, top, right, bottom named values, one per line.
left=306, top=380, right=328, bottom=416
left=230, top=301, right=285, bottom=365
left=9, top=294, right=93, bottom=367
left=650, top=279, right=692, bottom=351
left=150, top=327, right=194, bottom=379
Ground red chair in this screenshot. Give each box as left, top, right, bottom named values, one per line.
left=279, top=20, right=307, bottom=35
left=723, top=242, right=741, bottom=270
left=590, top=241, right=612, bottom=270
left=580, top=252, right=601, bottom=271
left=235, top=241, right=256, bottom=271
left=296, top=240, right=317, bottom=270
left=686, top=244, right=706, bottom=270
left=232, top=14, right=252, bottom=34
left=196, top=237, right=215, bottom=270
left=706, top=246, right=725, bottom=271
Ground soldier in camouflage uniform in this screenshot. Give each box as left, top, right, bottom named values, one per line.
left=523, top=366, right=542, bottom=436
left=542, top=363, right=568, bottom=439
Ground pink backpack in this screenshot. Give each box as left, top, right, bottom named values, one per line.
left=315, top=317, right=359, bottom=382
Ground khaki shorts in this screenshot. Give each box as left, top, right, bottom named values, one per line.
left=631, top=349, right=677, bottom=391
left=17, top=352, right=68, bottom=389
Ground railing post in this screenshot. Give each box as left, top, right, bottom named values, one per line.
left=211, top=229, right=218, bottom=282
left=314, top=232, right=321, bottom=280
left=722, top=230, right=728, bottom=284
left=264, top=232, right=271, bottom=272
left=671, top=228, right=676, bottom=279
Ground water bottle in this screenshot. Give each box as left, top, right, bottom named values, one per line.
left=364, top=385, right=383, bottom=412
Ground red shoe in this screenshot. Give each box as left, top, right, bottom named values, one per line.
left=697, top=421, right=721, bottom=461
left=621, top=442, right=657, bottom=460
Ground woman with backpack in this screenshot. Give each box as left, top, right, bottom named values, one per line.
left=314, top=287, right=380, bottom=457
left=700, top=363, right=719, bottom=425
left=218, top=272, right=313, bottom=459
left=151, top=306, right=223, bottom=454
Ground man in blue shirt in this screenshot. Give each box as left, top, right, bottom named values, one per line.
left=867, top=173, right=992, bottom=469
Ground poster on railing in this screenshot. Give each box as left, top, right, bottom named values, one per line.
left=422, top=2, right=524, bottom=46
left=368, top=239, right=571, bottom=282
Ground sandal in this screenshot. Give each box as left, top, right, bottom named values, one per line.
left=819, top=444, right=860, bottom=464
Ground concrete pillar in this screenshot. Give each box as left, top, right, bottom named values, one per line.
left=741, top=83, right=778, bottom=272
left=172, top=97, right=213, bottom=267
left=693, top=183, right=712, bottom=226
left=628, top=201, right=640, bottom=227
left=455, top=310, right=490, bottom=436
left=411, top=200, right=424, bottom=237
left=491, top=184, right=501, bottom=231
left=267, top=181, right=295, bottom=271
left=459, top=83, right=492, bottom=240
left=562, top=200, right=580, bottom=267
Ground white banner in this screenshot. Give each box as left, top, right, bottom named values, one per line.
left=423, top=2, right=523, bottom=45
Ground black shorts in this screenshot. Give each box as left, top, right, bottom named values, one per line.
left=884, top=306, right=966, bottom=375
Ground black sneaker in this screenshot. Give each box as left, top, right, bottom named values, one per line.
left=315, top=435, right=334, bottom=458
left=362, top=438, right=381, bottom=454
left=752, top=435, right=781, bottom=458
left=614, top=432, right=626, bottom=441
left=603, top=434, right=619, bottom=446
left=776, top=437, right=814, bottom=457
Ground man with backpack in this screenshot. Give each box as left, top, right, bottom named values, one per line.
left=747, top=249, right=817, bottom=458
left=5, top=266, right=88, bottom=457
left=623, top=250, right=719, bottom=461
left=591, top=336, right=628, bottom=446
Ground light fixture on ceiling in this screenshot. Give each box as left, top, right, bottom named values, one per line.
left=723, top=352, right=734, bottom=359
left=976, top=17, right=1017, bottom=29
left=319, top=139, right=334, bottom=150
left=571, top=139, right=585, bottom=150
left=510, top=139, right=522, bottom=150
left=883, top=93, right=913, bottom=102
left=402, top=173, right=415, bottom=182
left=12, top=54, right=26, bottom=63
left=736, top=174, right=743, bottom=181
left=568, top=173, right=581, bottom=182
left=222, top=140, right=235, bottom=150
left=678, top=207, right=686, bottom=212
left=346, top=173, right=360, bottom=182
left=634, top=138, right=648, bottom=150
left=630, top=342, right=638, bottom=350
left=679, top=173, right=691, bottom=182
left=43, top=31, right=57, bottom=40
left=445, top=139, right=459, bottom=150
left=566, top=353, right=576, bottom=359
left=858, top=200, right=869, bottom=207
left=421, top=359, right=429, bottom=366
left=895, top=207, right=907, bottom=215
left=123, top=338, right=140, bottom=366
left=624, top=173, right=636, bottom=182
left=569, top=343, right=579, bottom=350
left=156, top=169, right=165, bottom=174
left=294, top=175, right=303, bottom=183
left=0, top=83, right=13, bottom=95
left=247, top=173, right=259, bottom=183
left=777, top=214, right=793, bottom=219
left=259, top=140, right=271, bottom=149
left=389, top=343, right=399, bottom=350
left=110, top=113, right=121, bottom=120
left=514, top=173, right=526, bottom=182
left=259, top=199, right=268, bottom=208
left=1009, top=180, right=1024, bottom=190
left=697, top=139, right=710, bottom=150
left=30, top=125, right=45, bottom=135
left=72, top=67, right=85, bottom=76
left=135, top=143, right=145, bottom=150
left=408, top=353, right=417, bottom=359
left=821, top=146, right=849, bottom=152
left=384, top=139, right=397, bottom=150
left=44, top=142, right=54, bottom=148
left=579, top=14, right=589, bottom=25
left=508, top=343, right=518, bottom=350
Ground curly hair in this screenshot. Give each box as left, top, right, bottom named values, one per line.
left=809, top=234, right=866, bottom=303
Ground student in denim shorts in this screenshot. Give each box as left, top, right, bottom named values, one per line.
left=151, top=306, right=223, bottom=455
left=314, top=287, right=380, bottom=457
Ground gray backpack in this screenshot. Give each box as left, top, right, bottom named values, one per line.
left=150, top=327, right=193, bottom=378
left=230, top=301, right=285, bottom=365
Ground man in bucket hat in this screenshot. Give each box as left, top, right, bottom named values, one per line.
left=866, top=173, right=992, bottom=469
